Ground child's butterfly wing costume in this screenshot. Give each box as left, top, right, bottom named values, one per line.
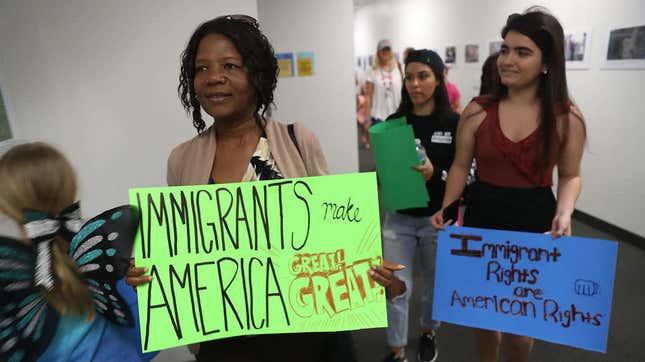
left=0, top=237, right=58, bottom=362
left=0, top=205, right=138, bottom=362
left=67, top=206, right=137, bottom=327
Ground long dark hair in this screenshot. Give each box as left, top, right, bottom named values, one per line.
left=484, top=9, right=571, bottom=170
left=394, top=49, right=453, bottom=119
left=479, top=52, right=499, bottom=96
left=178, top=15, right=278, bottom=133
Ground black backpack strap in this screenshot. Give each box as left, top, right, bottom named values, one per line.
left=287, top=123, right=303, bottom=160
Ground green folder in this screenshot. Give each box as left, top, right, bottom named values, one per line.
left=369, top=117, right=429, bottom=211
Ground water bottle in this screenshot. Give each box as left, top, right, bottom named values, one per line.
left=414, top=138, right=427, bottom=165
left=466, top=159, right=477, bottom=185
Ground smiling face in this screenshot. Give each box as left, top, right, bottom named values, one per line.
left=193, top=33, right=256, bottom=122
left=404, top=62, right=439, bottom=107
left=497, top=30, right=546, bottom=90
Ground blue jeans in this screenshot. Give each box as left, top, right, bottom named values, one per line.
left=382, top=211, right=441, bottom=348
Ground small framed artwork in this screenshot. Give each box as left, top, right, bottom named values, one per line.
left=465, top=44, right=479, bottom=63
left=296, top=51, right=315, bottom=77
left=445, top=46, right=456, bottom=65
left=489, top=40, right=503, bottom=55
left=464, top=43, right=480, bottom=67
left=276, top=52, right=295, bottom=78
left=602, top=24, right=645, bottom=69
left=564, top=29, right=592, bottom=70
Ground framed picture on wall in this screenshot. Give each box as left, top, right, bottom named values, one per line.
left=489, top=40, right=503, bottom=55
left=445, top=46, right=456, bottom=64
left=0, top=87, right=13, bottom=143
left=602, top=24, right=645, bottom=69
left=565, top=29, right=592, bottom=70
left=464, top=44, right=480, bottom=67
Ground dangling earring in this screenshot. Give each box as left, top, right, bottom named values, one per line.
left=542, top=68, right=548, bottom=75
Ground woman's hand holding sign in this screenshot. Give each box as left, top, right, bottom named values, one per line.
left=430, top=198, right=460, bottom=230
left=369, top=261, right=407, bottom=299
left=126, top=258, right=151, bottom=291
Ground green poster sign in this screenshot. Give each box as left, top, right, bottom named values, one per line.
left=129, top=172, right=387, bottom=352
left=369, top=117, right=429, bottom=211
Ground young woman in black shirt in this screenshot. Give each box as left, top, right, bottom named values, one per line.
left=381, top=49, right=459, bottom=362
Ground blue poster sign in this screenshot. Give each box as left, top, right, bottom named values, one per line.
left=433, top=226, right=618, bottom=353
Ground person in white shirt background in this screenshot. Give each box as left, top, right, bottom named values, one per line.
left=362, top=39, right=403, bottom=148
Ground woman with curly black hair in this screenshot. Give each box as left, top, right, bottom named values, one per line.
left=177, top=14, right=277, bottom=135
left=123, top=14, right=402, bottom=362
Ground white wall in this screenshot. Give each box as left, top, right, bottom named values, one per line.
left=355, top=0, right=645, bottom=237
left=258, top=0, right=358, bottom=174
left=0, top=0, right=257, bottom=221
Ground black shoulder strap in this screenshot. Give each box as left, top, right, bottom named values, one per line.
left=287, top=123, right=303, bottom=160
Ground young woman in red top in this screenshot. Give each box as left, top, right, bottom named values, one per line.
left=431, top=8, right=586, bottom=362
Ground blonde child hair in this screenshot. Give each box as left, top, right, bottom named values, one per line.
left=0, top=142, right=93, bottom=317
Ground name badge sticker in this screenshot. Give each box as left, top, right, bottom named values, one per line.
left=431, top=131, right=452, bottom=144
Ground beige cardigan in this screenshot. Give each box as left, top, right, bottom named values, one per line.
left=167, top=119, right=329, bottom=186
left=167, top=120, right=329, bottom=355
